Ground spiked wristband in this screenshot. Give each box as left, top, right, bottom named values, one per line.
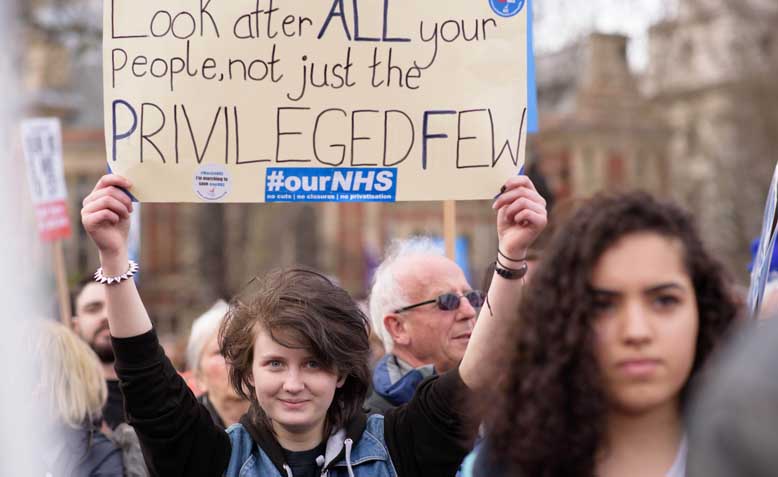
left=94, top=260, right=139, bottom=285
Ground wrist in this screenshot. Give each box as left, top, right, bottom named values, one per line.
left=99, top=250, right=130, bottom=276
left=497, top=247, right=528, bottom=264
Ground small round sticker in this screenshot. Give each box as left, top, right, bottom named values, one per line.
left=489, top=0, right=525, bottom=17
left=193, top=164, right=231, bottom=201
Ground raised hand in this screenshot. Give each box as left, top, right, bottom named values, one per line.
left=492, top=175, right=548, bottom=259
left=81, top=175, right=134, bottom=261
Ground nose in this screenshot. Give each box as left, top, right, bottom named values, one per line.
left=282, top=368, right=304, bottom=394
left=456, top=294, right=477, bottom=320
left=621, top=302, right=653, bottom=347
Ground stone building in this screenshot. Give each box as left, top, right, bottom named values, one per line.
left=531, top=0, right=778, bottom=279
left=532, top=34, right=669, bottom=203
left=644, top=0, right=778, bottom=278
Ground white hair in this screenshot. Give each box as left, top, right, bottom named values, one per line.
left=368, top=236, right=445, bottom=352
left=186, top=300, right=229, bottom=371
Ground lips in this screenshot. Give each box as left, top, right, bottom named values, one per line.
left=452, top=332, right=471, bottom=341
left=616, top=358, right=661, bottom=378
left=279, top=399, right=309, bottom=410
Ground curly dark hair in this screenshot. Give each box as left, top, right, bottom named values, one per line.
left=219, top=268, right=371, bottom=438
left=481, top=191, right=738, bottom=477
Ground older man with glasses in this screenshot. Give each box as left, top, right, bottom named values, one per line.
left=366, top=237, right=490, bottom=414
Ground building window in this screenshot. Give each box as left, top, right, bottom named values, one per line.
left=680, top=39, right=694, bottom=67
left=760, top=32, right=773, bottom=58
left=607, top=153, right=625, bottom=188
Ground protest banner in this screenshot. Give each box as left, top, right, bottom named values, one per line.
left=103, top=0, right=528, bottom=203
left=21, top=119, right=72, bottom=241
left=20, top=118, right=72, bottom=324
left=747, top=160, right=778, bottom=319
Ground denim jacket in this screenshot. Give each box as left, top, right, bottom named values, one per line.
left=225, top=414, right=398, bottom=477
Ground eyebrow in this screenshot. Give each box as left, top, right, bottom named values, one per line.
left=591, top=283, right=685, bottom=296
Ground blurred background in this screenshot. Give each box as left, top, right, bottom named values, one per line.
left=6, top=0, right=778, bottom=347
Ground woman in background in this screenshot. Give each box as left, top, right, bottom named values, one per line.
left=467, top=192, right=737, bottom=477
left=36, top=321, right=124, bottom=476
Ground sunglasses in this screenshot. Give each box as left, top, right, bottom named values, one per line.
left=394, top=290, right=485, bottom=313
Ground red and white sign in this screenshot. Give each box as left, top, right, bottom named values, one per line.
left=20, top=118, right=72, bottom=242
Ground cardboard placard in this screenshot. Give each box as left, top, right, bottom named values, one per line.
left=103, top=0, right=528, bottom=202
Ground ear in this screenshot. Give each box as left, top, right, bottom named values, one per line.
left=383, top=314, right=410, bottom=346
left=336, top=374, right=347, bottom=388
left=193, top=370, right=209, bottom=393
left=71, top=316, right=81, bottom=334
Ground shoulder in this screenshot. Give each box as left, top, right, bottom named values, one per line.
left=364, top=390, right=395, bottom=415
left=364, top=414, right=387, bottom=440
left=226, top=423, right=254, bottom=451
left=82, top=430, right=125, bottom=476
left=225, top=424, right=259, bottom=476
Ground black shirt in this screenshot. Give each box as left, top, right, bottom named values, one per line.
left=283, top=442, right=327, bottom=477
left=103, top=379, right=125, bottom=430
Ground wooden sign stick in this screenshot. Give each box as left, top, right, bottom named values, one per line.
left=53, top=240, right=72, bottom=326
left=443, top=200, right=457, bottom=260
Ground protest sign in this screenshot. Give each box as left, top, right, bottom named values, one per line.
left=20, top=117, right=73, bottom=325
left=20, top=118, right=72, bottom=241
left=103, top=0, right=528, bottom=203
left=747, top=160, right=778, bottom=319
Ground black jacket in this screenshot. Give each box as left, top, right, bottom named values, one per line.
left=113, top=330, right=476, bottom=477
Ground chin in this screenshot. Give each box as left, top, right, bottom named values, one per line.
left=612, top=388, right=678, bottom=415
left=274, top=414, right=318, bottom=432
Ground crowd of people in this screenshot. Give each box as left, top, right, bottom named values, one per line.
left=39, top=172, right=778, bottom=477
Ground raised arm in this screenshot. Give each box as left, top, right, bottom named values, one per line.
left=81, top=174, right=152, bottom=338
left=81, top=175, right=230, bottom=476
left=459, top=175, right=547, bottom=390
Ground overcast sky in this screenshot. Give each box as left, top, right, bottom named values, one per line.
left=534, top=0, right=680, bottom=71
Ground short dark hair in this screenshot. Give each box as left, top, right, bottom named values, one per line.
left=220, top=268, right=371, bottom=436
left=71, top=275, right=97, bottom=317
left=481, top=191, right=738, bottom=477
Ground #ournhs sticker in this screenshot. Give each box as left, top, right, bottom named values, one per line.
left=265, top=168, right=397, bottom=203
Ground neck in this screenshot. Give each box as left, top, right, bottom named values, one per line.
left=598, top=399, right=684, bottom=477
left=209, top=394, right=250, bottom=427
left=391, top=347, right=441, bottom=371
left=102, top=362, right=117, bottom=380
left=273, top=420, right=325, bottom=452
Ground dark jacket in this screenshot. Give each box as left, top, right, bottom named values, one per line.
left=43, top=424, right=124, bottom=477
left=364, top=354, right=435, bottom=415
left=197, top=393, right=227, bottom=430
left=113, top=329, right=476, bottom=477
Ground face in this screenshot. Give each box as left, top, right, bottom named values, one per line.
left=196, top=332, right=242, bottom=403
left=74, top=282, right=114, bottom=363
left=393, top=256, right=478, bottom=372
left=251, top=327, right=344, bottom=438
left=591, top=233, right=699, bottom=415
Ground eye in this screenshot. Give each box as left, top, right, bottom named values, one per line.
left=592, top=295, right=615, bottom=314
left=267, top=359, right=283, bottom=369
left=305, top=360, right=320, bottom=369
left=654, top=294, right=681, bottom=309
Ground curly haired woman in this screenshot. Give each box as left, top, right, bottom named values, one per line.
left=465, top=192, right=738, bottom=477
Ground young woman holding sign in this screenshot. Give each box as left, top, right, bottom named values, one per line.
left=464, top=192, right=738, bottom=477
left=80, top=173, right=547, bottom=477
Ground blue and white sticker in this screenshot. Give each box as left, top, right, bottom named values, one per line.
left=265, top=168, right=397, bottom=203
left=489, top=0, right=525, bottom=17
left=194, top=164, right=231, bottom=201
